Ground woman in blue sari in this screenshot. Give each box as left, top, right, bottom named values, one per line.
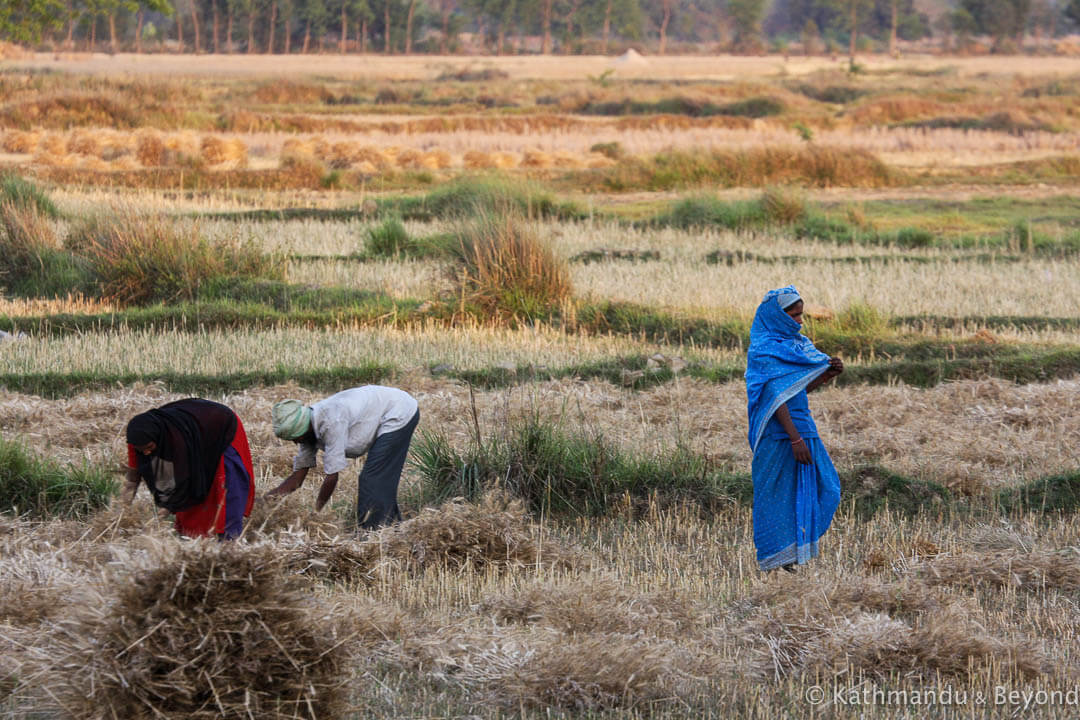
left=745, top=286, right=844, bottom=572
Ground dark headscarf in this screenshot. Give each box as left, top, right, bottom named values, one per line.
left=126, top=398, right=238, bottom=512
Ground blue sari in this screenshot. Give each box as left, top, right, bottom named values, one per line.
left=745, top=286, right=841, bottom=571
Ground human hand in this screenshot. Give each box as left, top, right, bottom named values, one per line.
left=826, top=356, right=844, bottom=377
left=791, top=437, right=812, bottom=465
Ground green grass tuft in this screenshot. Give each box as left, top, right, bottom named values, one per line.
left=0, top=435, right=117, bottom=519
left=995, top=472, right=1080, bottom=515
left=385, top=176, right=583, bottom=221
left=408, top=415, right=743, bottom=516
left=0, top=172, right=60, bottom=218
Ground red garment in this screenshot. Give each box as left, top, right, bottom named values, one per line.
left=128, top=418, right=255, bottom=537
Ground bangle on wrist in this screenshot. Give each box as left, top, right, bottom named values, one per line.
left=790, top=437, right=804, bottom=446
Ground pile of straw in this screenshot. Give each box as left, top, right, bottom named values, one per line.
left=29, top=538, right=350, bottom=719
left=916, top=549, right=1080, bottom=592
left=482, top=576, right=704, bottom=636
left=738, top=573, right=1047, bottom=680
left=360, top=492, right=581, bottom=571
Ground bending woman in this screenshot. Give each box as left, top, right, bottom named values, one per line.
left=745, top=286, right=844, bottom=572
left=123, top=398, right=255, bottom=539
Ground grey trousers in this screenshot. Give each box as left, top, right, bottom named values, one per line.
left=357, top=409, right=419, bottom=530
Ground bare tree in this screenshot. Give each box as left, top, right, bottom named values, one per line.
left=657, top=0, right=673, bottom=54
left=404, top=0, right=416, bottom=52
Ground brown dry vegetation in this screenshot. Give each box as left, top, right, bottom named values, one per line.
left=1, top=485, right=1077, bottom=717
left=4, top=375, right=1078, bottom=494
left=2, top=57, right=1080, bottom=718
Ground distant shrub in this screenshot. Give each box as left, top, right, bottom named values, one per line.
left=374, top=87, right=402, bottom=104
left=450, top=211, right=571, bottom=322
left=657, top=195, right=765, bottom=230
left=435, top=66, right=509, bottom=82
left=795, top=84, right=865, bottom=104
left=601, top=147, right=893, bottom=192
left=761, top=186, right=807, bottom=224
left=590, top=141, right=623, bottom=159
left=390, top=176, right=580, bottom=221
left=721, top=96, right=784, bottom=118
left=0, top=436, right=116, bottom=519
left=72, top=210, right=284, bottom=305
left=892, top=227, right=935, bottom=248
left=251, top=80, right=332, bottom=104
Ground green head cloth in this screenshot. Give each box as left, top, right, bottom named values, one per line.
left=272, top=399, right=311, bottom=440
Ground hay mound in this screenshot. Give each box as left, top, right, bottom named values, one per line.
left=482, top=576, right=705, bottom=636
left=35, top=538, right=349, bottom=720
left=739, top=574, right=1045, bottom=680
left=245, top=493, right=344, bottom=539
left=363, top=492, right=581, bottom=571
left=917, top=550, right=1080, bottom=592
left=461, top=632, right=687, bottom=711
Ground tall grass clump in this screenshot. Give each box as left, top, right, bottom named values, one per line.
left=363, top=217, right=453, bottom=259
left=450, top=211, right=572, bottom=323
left=0, top=202, right=90, bottom=297
left=70, top=210, right=284, bottom=305
left=0, top=172, right=59, bottom=218
left=409, top=416, right=743, bottom=516
left=390, top=176, right=580, bottom=221
left=0, top=436, right=116, bottom=519
left=654, top=187, right=805, bottom=230
left=805, top=302, right=889, bottom=354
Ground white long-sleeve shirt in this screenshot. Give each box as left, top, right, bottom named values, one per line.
left=292, top=386, right=418, bottom=476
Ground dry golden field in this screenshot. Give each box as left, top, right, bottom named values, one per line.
left=1, top=55, right=1080, bottom=719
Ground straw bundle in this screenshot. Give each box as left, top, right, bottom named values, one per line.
left=491, top=151, right=518, bottom=168
left=361, top=492, right=581, bottom=571
left=67, top=130, right=101, bottom=157
left=33, top=538, right=350, bottom=720
left=395, top=148, right=424, bottom=169
left=245, top=494, right=344, bottom=539
left=1, top=129, right=39, bottom=154
left=551, top=150, right=583, bottom=169
left=281, top=137, right=316, bottom=158
left=424, top=149, right=452, bottom=169
left=198, top=135, right=228, bottom=165
left=164, top=132, right=199, bottom=164
left=521, top=150, right=553, bottom=168
left=739, top=574, right=1046, bottom=680
left=463, top=150, right=495, bottom=169
left=326, top=141, right=359, bottom=169
left=37, top=133, right=66, bottom=157
left=482, top=576, right=705, bottom=636
left=916, top=549, right=1080, bottom=592
left=135, top=131, right=167, bottom=167
left=461, top=632, right=688, bottom=711
left=354, top=146, right=392, bottom=169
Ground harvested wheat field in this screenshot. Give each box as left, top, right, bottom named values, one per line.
left=1, top=53, right=1080, bottom=719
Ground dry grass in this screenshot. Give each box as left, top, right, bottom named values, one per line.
left=3, top=372, right=1080, bottom=493
left=916, top=550, right=1080, bottom=592
left=16, top=538, right=350, bottom=720
left=1, top=484, right=1078, bottom=716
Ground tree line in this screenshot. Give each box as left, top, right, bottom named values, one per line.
left=2, top=0, right=1080, bottom=55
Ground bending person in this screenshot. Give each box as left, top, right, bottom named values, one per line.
left=745, top=286, right=844, bottom=572
left=269, top=386, right=419, bottom=530
left=124, top=398, right=255, bottom=540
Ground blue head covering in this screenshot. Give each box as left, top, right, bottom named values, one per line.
left=745, top=285, right=830, bottom=452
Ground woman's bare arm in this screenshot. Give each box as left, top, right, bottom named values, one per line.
left=774, top=404, right=812, bottom=464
